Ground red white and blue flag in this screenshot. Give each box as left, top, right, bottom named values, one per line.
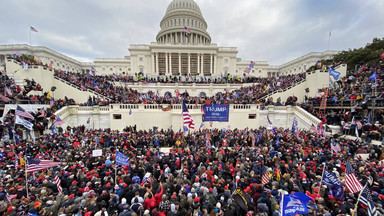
left=54, top=174, right=63, bottom=193
left=15, top=105, right=35, bottom=120
left=345, top=161, right=363, bottom=193
left=182, top=100, right=195, bottom=129
left=53, top=117, right=64, bottom=125
left=30, top=26, right=38, bottom=32
left=27, top=158, right=60, bottom=173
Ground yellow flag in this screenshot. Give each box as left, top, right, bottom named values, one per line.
left=47, top=91, right=51, bottom=99
left=276, top=168, right=281, bottom=181
left=20, top=157, right=25, bottom=166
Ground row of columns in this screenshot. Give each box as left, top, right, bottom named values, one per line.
left=158, top=33, right=209, bottom=44
left=152, top=53, right=216, bottom=76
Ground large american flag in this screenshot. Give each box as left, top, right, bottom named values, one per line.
left=359, top=184, right=378, bottom=216
left=182, top=100, right=195, bottom=129
left=261, top=167, right=270, bottom=185
left=54, top=174, right=63, bottom=193
left=345, top=161, right=363, bottom=193
left=27, top=158, right=61, bottom=173
left=15, top=105, right=35, bottom=120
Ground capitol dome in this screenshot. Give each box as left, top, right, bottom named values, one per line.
left=156, top=0, right=211, bottom=45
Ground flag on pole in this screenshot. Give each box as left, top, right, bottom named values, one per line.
left=87, top=117, right=90, bottom=124
left=50, top=98, right=54, bottom=108
left=261, top=167, right=270, bottom=185
left=15, top=105, right=35, bottom=120
left=27, top=158, right=60, bottom=173
left=291, top=117, right=298, bottom=134
left=331, top=139, right=341, bottom=153
left=267, top=114, right=273, bottom=126
left=129, top=108, right=132, bottom=115
left=184, top=26, right=191, bottom=37
left=116, top=151, right=130, bottom=166
left=0, top=94, right=11, bottom=102
left=310, top=124, right=317, bottom=131
left=345, top=161, right=363, bottom=193
left=30, top=26, right=38, bottom=32
left=329, top=68, right=341, bottom=80
left=54, top=174, right=63, bottom=193
left=182, top=100, right=195, bottom=129
left=279, top=192, right=312, bottom=216
left=15, top=115, right=33, bottom=130
left=358, top=184, right=378, bottom=216
left=49, top=124, right=57, bottom=135
left=4, top=86, right=12, bottom=96
left=369, top=71, right=377, bottom=82
left=53, top=117, right=64, bottom=125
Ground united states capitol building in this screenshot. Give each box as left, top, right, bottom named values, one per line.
left=0, top=0, right=338, bottom=78
left=0, top=0, right=345, bottom=132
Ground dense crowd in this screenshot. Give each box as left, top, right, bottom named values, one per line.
left=54, top=70, right=306, bottom=105
left=0, top=123, right=384, bottom=216
left=300, top=62, right=384, bottom=142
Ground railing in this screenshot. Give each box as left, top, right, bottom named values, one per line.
left=54, top=76, right=111, bottom=100
left=111, top=104, right=258, bottom=111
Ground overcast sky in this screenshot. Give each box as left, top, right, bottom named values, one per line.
left=1, top=0, right=383, bottom=65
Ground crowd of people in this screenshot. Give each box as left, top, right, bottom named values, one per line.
left=0, top=124, right=384, bottom=216
left=54, top=69, right=306, bottom=105
left=300, top=62, right=384, bottom=142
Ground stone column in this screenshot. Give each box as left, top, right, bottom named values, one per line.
left=178, top=53, right=181, bottom=76
left=201, top=54, right=204, bottom=75
left=165, top=53, right=169, bottom=75
left=155, top=53, right=159, bottom=75
left=213, top=54, right=217, bottom=76
left=188, top=53, right=191, bottom=75
left=151, top=54, right=155, bottom=74
left=197, top=53, right=200, bottom=75
left=210, top=54, right=213, bottom=75
left=169, top=53, right=172, bottom=75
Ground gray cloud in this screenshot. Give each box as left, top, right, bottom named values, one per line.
left=1, top=0, right=383, bottom=65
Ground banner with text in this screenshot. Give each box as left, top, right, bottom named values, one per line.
left=202, top=104, right=229, bottom=122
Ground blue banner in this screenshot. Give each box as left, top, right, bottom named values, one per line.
left=202, top=104, right=229, bottom=122
left=280, top=192, right=312, bottom=216
left=329, top=68, right=341, bottom=80
left=322, top=169, right=344, bottom=201
left=116, top=151, right=130, bottom=166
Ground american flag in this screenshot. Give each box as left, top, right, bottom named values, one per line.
left=359, top=184, right=378, bottom=216
left=4, top=86, right=12, bottom=96
left=356, top=121, right=363, bottom=130
left=262, top=167, right=270, bottom=185
left=30, top=26, right=38, bottom=32
left=6, top=193, right=17, bottom=201
left=317, top=124, right=324, bottom=136
left=331, top=139, right=341, bottom=153
left=15, top=105, right=35, bottom=120
left=345, top=161, right=363, bottom=193
left=310, top=124, right=317, bottom=131
left=0, top=94, right=11, bottom=102
left=27, top=158, right=61, bottom=173
left=184, top=26, right=191, bottom=34
left=54, top=174, right=63, bottom=193
left=53, top=117, right=64, bottom=125
left=182, top=100, right=195, bottom=129
left=15, top=154, right=19, bottom=167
